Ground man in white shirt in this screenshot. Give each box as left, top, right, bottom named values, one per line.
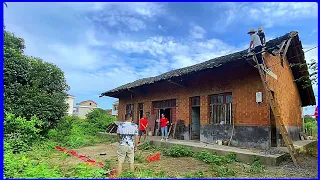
left=116, top=113, right=139, bottom=176
left=248, top=28, right=263, bottom=65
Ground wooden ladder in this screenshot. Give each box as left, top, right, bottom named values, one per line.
left=252, top=54, right=301, bottom=168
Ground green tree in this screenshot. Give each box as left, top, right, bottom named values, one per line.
left=86, top=108, right=116, bottom=130
left=4, top=31, right=70, bottom=130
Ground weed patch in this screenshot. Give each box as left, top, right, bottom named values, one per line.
left=162, top=145, right=194, bottom=157
left=213, top=165, right=236, bottom=177
left=247, top=156, right=264, bottom=173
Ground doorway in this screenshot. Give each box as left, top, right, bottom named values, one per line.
left=270, top=108, right=277, bottom=147
left=191, top=96, right=201, bottom=140
left=270, top=91, right=277, bottom=147
left=152, top=99, right=176, bottom=136
left=155, top=108, right=171, bottom=136
left=138, top=103, right=143, bottom=119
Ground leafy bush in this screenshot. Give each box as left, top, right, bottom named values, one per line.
left=67, top=164, right=107, bottom=178
left=225, top=152, right=238, bottom=163
left=162, top=145, right=194, bottom=157
left=247, top=156, right=264, bottom=173
left=48, top=115, right=115, bottom=148
left=134, top=152, right=146, bottom=163
left=304, top=116, right=318, bottom=139
left=86, top=108, right=117, bottom=131
left=4, top=141, right=62, bottom=178
left=196, top=150, right=225, bottom=165
left=4, top=112, right=43, bottom=153
left=15, top=162, right=62, bottom=178
left=196, top=150, right=237, bottom=165
left=138, top=141, right=157, bottom=151
left=4, top=30, right=69, bottom=131
left=213, top=165, right=236, bottom=177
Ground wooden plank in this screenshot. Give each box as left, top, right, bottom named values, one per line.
left=168, top=124, right=173, bottom=138
left=264, top=68, right=278, bottom=80
left=172, top=123, right=177, bottom=139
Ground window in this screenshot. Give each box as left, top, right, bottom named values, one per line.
left=113, top=105, right=118, bottom=111
left=209, top=93, right=232, bottom=125
left=89, top=103, right=92, bottom=106
left=152, top=99, right=176, bottom=109
left=191, top=96, right=200, bottom=107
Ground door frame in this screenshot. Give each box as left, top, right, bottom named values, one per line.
left=190, top=96, right=201, bottom=140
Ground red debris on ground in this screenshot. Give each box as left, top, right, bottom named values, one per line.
left=55, top=146, right=104, bottom=167
left=146, top=152, right=161, bottom=162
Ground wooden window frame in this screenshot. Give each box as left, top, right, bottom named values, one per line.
left=209, top=93, right=233, bottom=125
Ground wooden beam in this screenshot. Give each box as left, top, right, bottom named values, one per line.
left=281, top=38, right=292, bottom=65
left=167, top=80, right=187, bottom=88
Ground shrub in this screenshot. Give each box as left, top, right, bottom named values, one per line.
left=4, top=112, right=43, bottom=153
left=86, top=108, right=117, bottom=131
left=225, top=152, right=238, bottom=163
left=138, top=141, right=157, bottom=151
left=196, top=150, right=237, bottom=165
left=304, top=116, right=318, bottom=139
left=196, top=150, right=225, bottom=165
left=67, top=164, right=107, bottom=178
left=48, top=115, right=115, bottom=148
left=162, top=145, right=194, bottom=157
left=4, top=141, right=62, bottom=178
left=247, top=156, right=264, bottom=173
left=213, top=165, right=236, bottom=177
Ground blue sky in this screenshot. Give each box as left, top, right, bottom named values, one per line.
left=4, top=2, right=318, bottom=115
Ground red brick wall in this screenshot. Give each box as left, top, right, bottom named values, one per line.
left=118, top=64, right=269, bottom=127
left=117, top=54, right=302, bottom=128
left=264, top=53, right=303, bottom=127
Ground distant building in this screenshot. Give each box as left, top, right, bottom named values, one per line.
left=66, top=94, right=76, bottom=115
left=105, top=109, right=112, bottom=115
left=112, top=100, right=119, bottom=116
left=75, top=100, right=98, bottom=118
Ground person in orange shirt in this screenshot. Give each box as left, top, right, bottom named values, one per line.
left=160, top=114, right=169, bottom=141
left=138, top=113, right=148, bottom=144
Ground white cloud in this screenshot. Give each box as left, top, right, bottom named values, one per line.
left=113, top=35, right=241, bottom=70
left=213, top=2, right=318, bottom=31
left=87, top=2, right=166, bottom=31
left=85, top=29, right=106, bottom=46
left=189, top=24, right=206, bottom=39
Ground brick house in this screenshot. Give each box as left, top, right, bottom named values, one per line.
left=100, top=31, right=315, bottom=149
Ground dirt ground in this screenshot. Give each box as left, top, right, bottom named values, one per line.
left=48, top=142, right=318, bottom=178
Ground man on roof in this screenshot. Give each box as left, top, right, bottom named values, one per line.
left=257, top=27, right=266, bottom=46
left=248, top=28, right=264, bottom=65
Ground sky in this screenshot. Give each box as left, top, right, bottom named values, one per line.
left=4, top=2, right=318, bottom=115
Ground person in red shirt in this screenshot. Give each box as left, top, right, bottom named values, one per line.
left=138, top=113, right=148, bottom=144
left=159, top=114, right=169, bottom=141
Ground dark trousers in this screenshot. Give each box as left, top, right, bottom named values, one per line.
left=253, top=45, right=263, bottom=64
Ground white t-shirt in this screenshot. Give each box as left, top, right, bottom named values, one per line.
left=251, top=34, right=262, bottom=48
left=117, top=122, right=138, bottom=148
